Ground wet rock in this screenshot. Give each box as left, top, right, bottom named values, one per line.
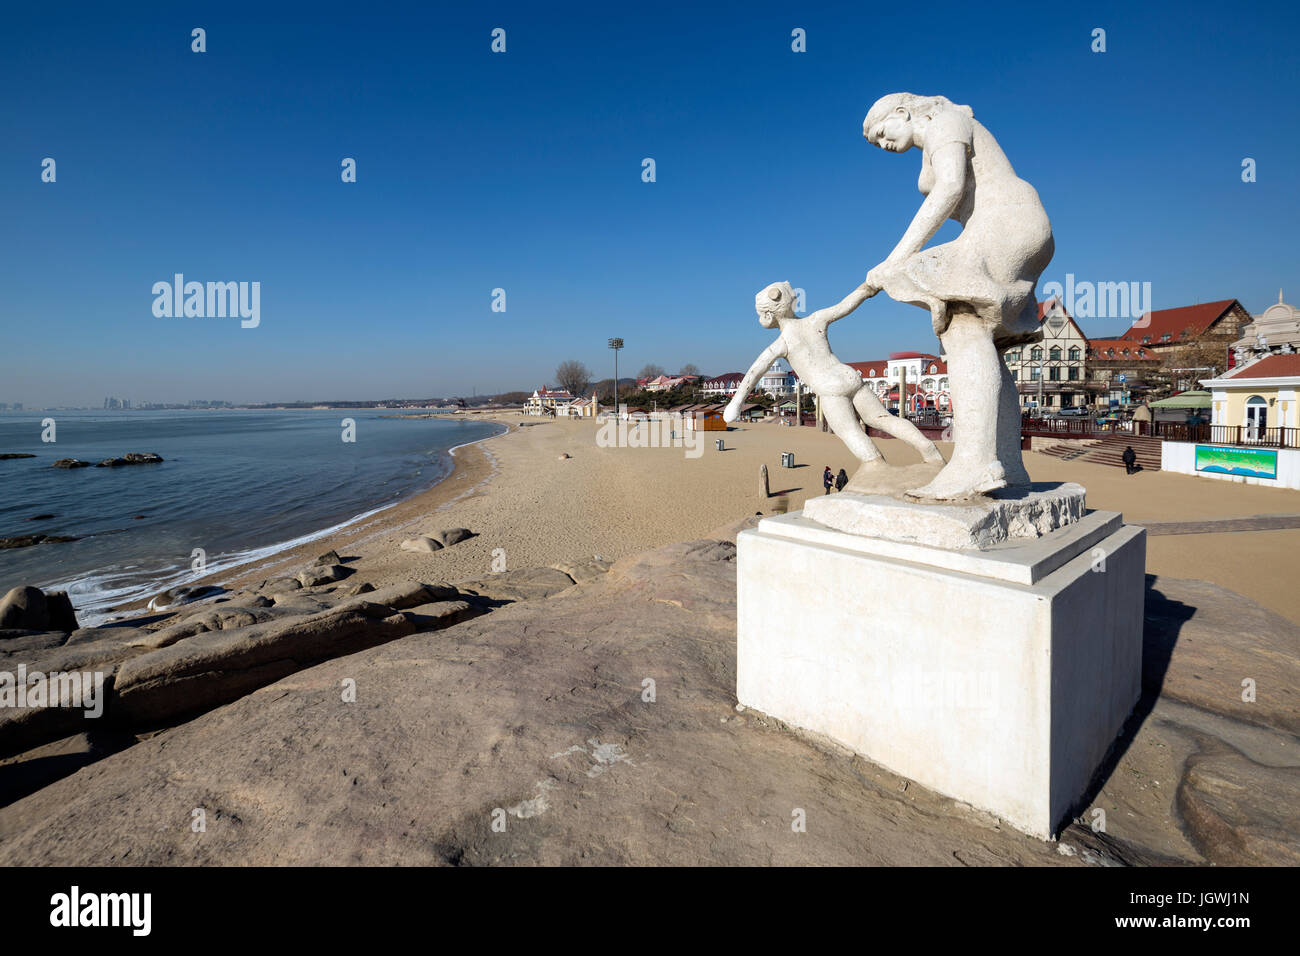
left=146, top=585, right=225, bottom=612
left=0, top=453, right=37, bottom=460
left=24, top=514, right=55, bottom=522
left=51, top=459, right=90, bottom=469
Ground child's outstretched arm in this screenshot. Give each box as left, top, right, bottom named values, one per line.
left=724, top=339, right=786, bottom=423
left=809, top=282, right=877, bottom=329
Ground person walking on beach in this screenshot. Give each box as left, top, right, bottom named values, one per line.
left=1122, top=445, right=1138, bottom=475
left=823, top=465, right=834, bottom=494
left=835, top=468, right=848, bottom=492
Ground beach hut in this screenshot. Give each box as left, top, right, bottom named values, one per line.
left=684, top=406, right=727, bottom=431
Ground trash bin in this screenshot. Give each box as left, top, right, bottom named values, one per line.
left=715, top=439, right=725, bottom=451
left=781, top=452, right=795, bottom=468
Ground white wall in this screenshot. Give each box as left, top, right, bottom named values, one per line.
left=1162, top=441, right=1300, bottom=490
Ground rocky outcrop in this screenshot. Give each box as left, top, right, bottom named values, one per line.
left=0, top=453, right=37, bottom=460
left=146, top=585, right=225, bottom=612
left=1, top=539, right=1289, bottom=867
left=0, top=587, right=78, bottom=632
left=51, top=459, right=90, bottom=469
left=0, top=534, right=80, bottom=550
left=456, top=566, right=580, bottom=603
left=95, top=453, right=164, bottom=467
left=297, top=564, right=350, bottom=588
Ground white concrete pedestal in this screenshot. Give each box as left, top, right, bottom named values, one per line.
left=736, top=508, right=1145, bottom=839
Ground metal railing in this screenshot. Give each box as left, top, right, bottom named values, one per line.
left=1144, top=423, right=1300, bottom=449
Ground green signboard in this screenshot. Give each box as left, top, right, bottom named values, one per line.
left=1194, top=445, right=1278, bottom=480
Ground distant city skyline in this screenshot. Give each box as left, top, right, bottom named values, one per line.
left=4, top=0, right=1297, bottom=407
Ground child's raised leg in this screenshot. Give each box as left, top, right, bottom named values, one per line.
left=851, top=387, right=945, bottom=464
left=821, top=395, right=885, bottom=464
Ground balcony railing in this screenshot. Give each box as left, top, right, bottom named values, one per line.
left=1142, top=423, right=1300, bottom=449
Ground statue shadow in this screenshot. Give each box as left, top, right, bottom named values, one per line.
left=1064, top=573, right=1198, bottom=829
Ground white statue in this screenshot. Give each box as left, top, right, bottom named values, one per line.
left=862, top=93, right=1054, bottom=500
left=723, top=281, right=944, bottom=467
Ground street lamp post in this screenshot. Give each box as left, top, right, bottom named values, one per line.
left=608, top=338, right=624, bottom=417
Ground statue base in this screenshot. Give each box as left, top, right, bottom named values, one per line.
left=803, top=481, right=1086, bottom=550
left=736, top=506, right=1145, bottom=839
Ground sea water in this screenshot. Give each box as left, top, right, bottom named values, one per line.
left=0, top=409, right=503, bottom=624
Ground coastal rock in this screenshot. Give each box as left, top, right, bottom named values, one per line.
left=147, top=585, right=225, bottom=612
left=1177, top=751, right=1300, bottom=865
left=123, top=453, right=164, bottom=464
left=51, top=459, right=91, bottom=469
left=257, top=577, right=302, bottom=595
left=400, top=536, right=443, bottom=553
left=111, top=603, right=418, bottom=725
left=404, top=600, right=481, bottom=631
left=0, top=587, right=78, bottom=632
left=95, top=458, right=130, bottom=468
left=296, top=564, right=349, bottom=588
left=65, top=626, right=147, bottom=647
left=0, top=534, right=81, bottom=550
left=549, top=558, right=613, bottom=585
left=0, top=453, right=37, bottom=460
left=456, top=566, right=577, bottom=603
left=333, top=581, right=459, bottom=614
left=24, top=514, right=55, bottom=521
left=0, top=538, right=1295, bottom=866
left=312, top=550, right=341, bottom=567
left=341, top=582, right=375, bottom=596
left=436, top=528, right=473, bottom=547
left=0, top=631, right=69, bottom=656
left=216, top=593, right=274, bottom=610
left=558, top=453, right=571, bottom=460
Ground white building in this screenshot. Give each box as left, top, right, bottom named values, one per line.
left=523, top=387, right=574, bottom=416
left=759, top=358, right=797, bottom=397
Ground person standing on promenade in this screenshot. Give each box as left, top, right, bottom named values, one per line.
left=823, top=465, right=834, bottom=494
left=1122, top=445, right=1138, bottom=475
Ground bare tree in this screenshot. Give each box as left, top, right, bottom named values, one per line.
left=555, top=360, right=592, bottom=396
left=1160, top=331, right=1229, bottom=391
left=637, top=363, right=665, bottom=380
left=680, top=363, right=701, bottom=377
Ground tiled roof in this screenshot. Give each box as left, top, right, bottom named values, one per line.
left=1221, top=353, right=1300, bottom=379
left=1118, top=299, right=1239, bottom=344
left=847, top=361, right=891, bottom=378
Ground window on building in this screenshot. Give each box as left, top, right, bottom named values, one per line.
left=1142, top=336, right=1151, bottom=344
left=1030, top=367, right=1041, bottom=380
left=1161, top=333, right=1172, bottom=342
left=1007, top=350, right=1021, bottom=362
left=1048, top=367, right=1061, bottom=381
left=1049, top=346, right=1062, bottom=361
left=1068, top=347, right=1080, bottom=360
left=1068, top=367, right=1079, bottom=381
left=1010, top=370, right=1018, bottom=382
left=1031, top=347, right=1043, bottom=361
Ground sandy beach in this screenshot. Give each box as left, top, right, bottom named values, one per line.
left=186, top=412, right=1300, bottom=626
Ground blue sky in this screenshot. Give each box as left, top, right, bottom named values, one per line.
left=2, top=0, right=1297, bottom=405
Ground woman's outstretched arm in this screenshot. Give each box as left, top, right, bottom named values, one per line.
left=724, top=340, right=786, bottom=422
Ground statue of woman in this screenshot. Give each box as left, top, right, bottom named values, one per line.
left=862, top=93, right=1054, bottom=500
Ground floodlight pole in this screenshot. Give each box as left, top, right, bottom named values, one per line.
left=608, top=338, right=624, bottom=416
